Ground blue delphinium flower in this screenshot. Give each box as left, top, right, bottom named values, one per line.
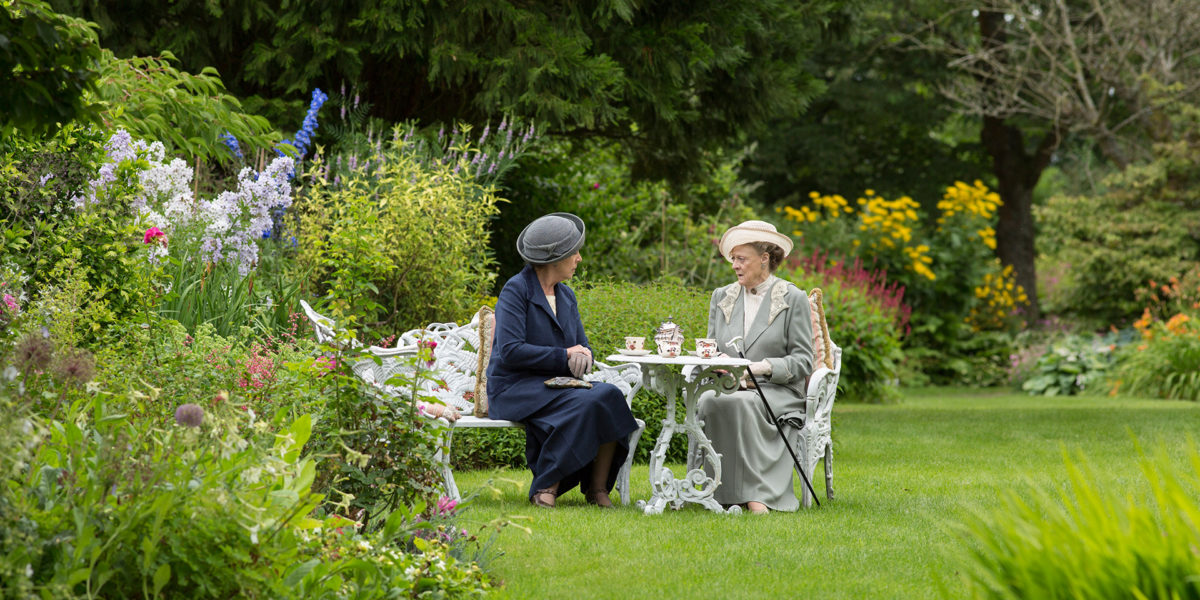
left=220, top=132, right=243, bottom=159
left=279, top=88, right=329, bottom=162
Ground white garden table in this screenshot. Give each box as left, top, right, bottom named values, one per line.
left=605, top=353, right=751, bottom=515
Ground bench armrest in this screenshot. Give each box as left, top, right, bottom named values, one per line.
left=589, top=361, right=644, bottom=407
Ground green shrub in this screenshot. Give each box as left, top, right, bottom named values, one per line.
left=293, top=140, right=500, bottom=335
left=496, top=139, right=760, bottom=289
left=1036, top=101, right=1200, bottom=328
left=1020, top=333, right=1116, bottom=396
left=0, top=123, right=106, bottom=243
left=1110, top=311, right=1200, bottom=401
left=92, top=312, right=449, bottom=529
left=783, top=182, right=1028, bottom=383
left=0, top=0, right=101, bottom=135
left=451, top=428, right=528, bottom=470
left=577, top=279, right=714, bottom=463
left=781, top=260, right=906, bottom=402
left=1037, top=194, right=1200, bottom=328
left=92, top=50, right=279, bottom=163
left=0, top=346, right=492, bottom=598
left=953, top=444, right=1200, bottom=599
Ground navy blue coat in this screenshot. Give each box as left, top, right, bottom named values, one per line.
left=486, top=265, right=591, bottom=421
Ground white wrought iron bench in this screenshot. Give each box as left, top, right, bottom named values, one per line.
left=299, top=300, right=647, bottom=505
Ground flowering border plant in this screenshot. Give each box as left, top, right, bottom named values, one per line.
left=75, top=129, right=295, bottom=276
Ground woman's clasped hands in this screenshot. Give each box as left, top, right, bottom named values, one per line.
left=566, top=345, right=593, bottom=379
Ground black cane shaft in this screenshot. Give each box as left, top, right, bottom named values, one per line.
left=742, top=360, right=821, bottom=507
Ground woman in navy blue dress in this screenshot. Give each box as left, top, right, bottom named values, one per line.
left=486, top=213, right=638, bottom=509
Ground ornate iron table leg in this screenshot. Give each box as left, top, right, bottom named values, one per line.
left=636, top=363, right=744, bottom=515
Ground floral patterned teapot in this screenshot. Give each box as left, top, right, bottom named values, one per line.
left=654, top=317, right=684, bottom=357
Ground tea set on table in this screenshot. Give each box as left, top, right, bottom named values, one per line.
left=616, top=318, right=721, bottom=359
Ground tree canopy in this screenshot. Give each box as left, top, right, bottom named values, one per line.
left=743, top=0, right=990, bottom=208
left=1, top=0, right=101, bottom=135
left=55, top=0, right=850, bottom=182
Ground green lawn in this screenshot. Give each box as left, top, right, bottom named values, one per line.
left=452, top=388, right=1200, bottom=599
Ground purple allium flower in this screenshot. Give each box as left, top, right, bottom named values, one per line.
left=174, top=403, right=205, bottom=427
left=52, top=348, right=95, bottom=386
left=13, top=334, right=53, bottom=372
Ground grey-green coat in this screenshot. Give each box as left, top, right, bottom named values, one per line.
left=698, top=278, right=814, bottom=511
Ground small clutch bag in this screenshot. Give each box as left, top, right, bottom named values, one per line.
left=544, top=377, right=593, bottom=389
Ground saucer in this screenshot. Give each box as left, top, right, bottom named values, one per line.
left=687, top=350, right=718, bottom=358
left=617, top=348, right=651, bottom=356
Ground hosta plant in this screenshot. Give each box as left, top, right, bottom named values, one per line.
left=1021, top=334, right=1115, bottom=396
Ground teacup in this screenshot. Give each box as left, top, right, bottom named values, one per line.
left=695, top=338, right=717, bottom=357
left=656, top=340, right=681, bottom=358
left=624, top=336, right=646, bottom=351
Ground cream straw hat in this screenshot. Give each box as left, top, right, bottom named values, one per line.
left=718, top=220, right=794, bottom=261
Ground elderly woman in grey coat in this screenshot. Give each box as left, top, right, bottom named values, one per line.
left=697, top=220, right=814, bottom=514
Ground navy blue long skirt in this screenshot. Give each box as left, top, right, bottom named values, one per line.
left=522, top=382, right=638, bottom=500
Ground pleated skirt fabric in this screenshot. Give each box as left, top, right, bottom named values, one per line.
left=522, top=382, right=638, bottom=500
left=697, top=388, right=806, bottom=512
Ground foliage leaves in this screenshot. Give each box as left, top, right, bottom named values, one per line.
left=0, top=0, right=102, bottom=135
left=954, top=444, right=1200, bottom=599
left=92, top=50, right=279, bottom=164
left=293, top=137, right=501, bottom=334
left=60, top=0, right=846, bottom=182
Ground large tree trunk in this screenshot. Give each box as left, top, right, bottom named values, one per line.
left=982, top=115, right=1050, bottom=322
left=978, top=11, right=1053, bottom=322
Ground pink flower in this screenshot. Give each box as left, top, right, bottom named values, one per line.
left=436, top=496, right=459, bottom=516
left=592, top=183, right=600, bottom=190
left=2, top=294, right=16, bottom=313
left=143, top=226, right=167, bottom=245
left=314, top=355, right=338, bottom=373
left=418, top=339, right=437, bottom=367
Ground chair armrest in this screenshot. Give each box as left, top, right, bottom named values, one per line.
left=805, top=365, right=839, bottom=422
left=362, top=344, right=419, bottom=358
left=590, top=361, right=644, bottom=406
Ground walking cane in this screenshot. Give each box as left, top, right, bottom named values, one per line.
left=726, top=336, right=820, bottom=507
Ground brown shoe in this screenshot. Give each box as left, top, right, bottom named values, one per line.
left=530, top=488, right=556, bottom=508
left=584, top=489, right=615, bottom=509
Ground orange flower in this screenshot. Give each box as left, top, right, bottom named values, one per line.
left=1165, top=312, right=1191, bottom=335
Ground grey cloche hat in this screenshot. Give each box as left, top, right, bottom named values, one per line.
left=516, top=212, right=586, bottom=265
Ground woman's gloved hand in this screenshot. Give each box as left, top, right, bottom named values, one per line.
left=748, top=360, right=772, bottom=377
left=567, top=346, right=594, bottom=379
